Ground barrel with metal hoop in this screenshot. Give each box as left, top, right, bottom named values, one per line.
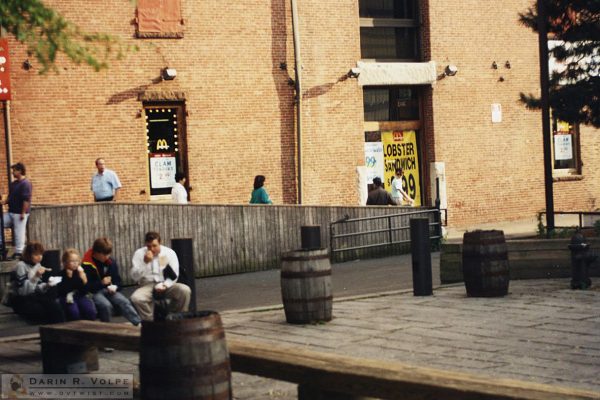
left=280, top=248, right=332, bottom=324
left=140, top=310, right=232, bottom=400
left=462, top=230, right=510, bottom=297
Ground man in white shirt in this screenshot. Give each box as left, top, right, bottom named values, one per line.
left=171, top=172, right=188, bottom=204
left=391, top=168, right=414, bottom=206
left=130, top=231, right=191, bottom=321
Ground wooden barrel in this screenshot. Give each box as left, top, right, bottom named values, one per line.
left=281, top=249, right=332, bottom=324
left=140, top=311, right=232, bottom=400
left=462, top=230, right=510, bottom=297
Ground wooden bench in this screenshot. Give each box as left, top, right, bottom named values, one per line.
left=39, top=321, right=600, bottom=400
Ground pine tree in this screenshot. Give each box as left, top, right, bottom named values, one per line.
left=519, top=0, right=600, bottom=127
left=0, top=0, right=135, bottom=73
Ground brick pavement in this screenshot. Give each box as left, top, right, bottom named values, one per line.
left=0, top=278, right=598, bottom=399
left=221, top=278, right=600, bottom=394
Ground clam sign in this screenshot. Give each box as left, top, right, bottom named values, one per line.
left=0, top=39, right=11, bottom=101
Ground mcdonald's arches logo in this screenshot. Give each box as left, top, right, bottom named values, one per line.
left=156, top=139, right=169, bottom=150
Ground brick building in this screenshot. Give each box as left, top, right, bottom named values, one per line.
left=0, top=0, right=598, bottom=228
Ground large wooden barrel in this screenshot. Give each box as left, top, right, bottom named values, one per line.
left=462, top=230, right=510, bottom=297
left=140, top=311, right=232, bottom=400
left=281, top=249, right=332, bottom=324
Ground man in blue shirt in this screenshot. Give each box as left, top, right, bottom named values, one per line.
left=91, top=158, right=122, bottom=202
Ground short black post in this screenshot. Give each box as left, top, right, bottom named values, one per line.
left=171, top=238, right=197, bottom=312
left=410, top=218, right=432, bottom=296
left=42, top=249, right=62, bottom=276
left=301, top=225, right=321, bottom=250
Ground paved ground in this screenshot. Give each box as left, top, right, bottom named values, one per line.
left=1, top=277, right=599, bottom=399
left=0, top=252, right=440, bottom=337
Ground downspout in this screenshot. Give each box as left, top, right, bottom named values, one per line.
left=3, top=100, right=12, bottom=185
left=290, top=0, right=303, bottom=204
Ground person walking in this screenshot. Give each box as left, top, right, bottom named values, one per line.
left=82, top=237, right=141, bottom=325
left=2, top=163, right=33, bottom=259
left=249, top=175, right=273, bottom=204
left=91, top=158, right=122, bottom=202
left=390, top=168, right=414, bottom=206
left=171, top=172, right=188, bottom=204
left=130, top=231, right=191, bottom=321
left=366, top=177, right=395, bottom=205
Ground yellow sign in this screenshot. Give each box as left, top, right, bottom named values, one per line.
left=382, top=130, right=421, bottom=206
left=156, top=139, right=169, bottom=150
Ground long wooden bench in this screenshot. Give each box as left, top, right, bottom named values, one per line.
left=39, top=320, right=600, bottom=400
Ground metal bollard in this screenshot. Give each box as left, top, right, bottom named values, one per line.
left=568, top=231, right=595, bottom=290
left=410, top=218, right=433, bottom=296
left=301, top=225, right=321, bottom=250
left=171, top=238, right=197, bottom=313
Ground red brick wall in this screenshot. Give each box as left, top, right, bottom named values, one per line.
left=426, top=0, right=600, bottom=227
left=3, top=0, right=599, bottom=227
left=5, top=0, right=363, bottom=207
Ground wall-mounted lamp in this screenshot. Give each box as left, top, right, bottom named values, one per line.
left=347, top=67, right=361, bottom=79
left=491, top=61, right=498, bottom=69
left=22, top=59, right=32, bottom=71
left=505, top=60, right=511, bottom=69
left=444, top=64, right=458, bottom=76
left=161, top=67, right=177, bottom=81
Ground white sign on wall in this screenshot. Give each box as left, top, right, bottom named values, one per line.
left=150, top=155, right=176, bottom=189
left=554, top=134, right=573, bottom=160
left=364, top=142, right=385, bottom=184
left=491, top=103, right=502, bottom=123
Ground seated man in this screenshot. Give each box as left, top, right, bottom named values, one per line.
left=82, top=237, right=141, bottom=326
left=130, top=231, right=191, bottom=321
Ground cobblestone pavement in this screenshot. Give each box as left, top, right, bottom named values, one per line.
left=0, top=278, right=598, bottom=399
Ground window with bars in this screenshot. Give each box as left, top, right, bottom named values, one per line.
left=363, top=86, right=419, bottom=122
left=359, top=0, right=419, bottom=61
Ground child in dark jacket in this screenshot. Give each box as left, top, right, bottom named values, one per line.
left=57, top=248, right=97, bottom=321
left=82, top=238, right=140, bottom=325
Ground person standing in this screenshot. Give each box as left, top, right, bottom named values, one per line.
left=366, top=177, right=395, bottom=206
left=91, top=158, right=122, bottom=202
left=82, top=237, right=141, bottom=325
left=2, top=163, right=33, bottom=259
left=249, top=175, right=273, bottom=204
left=390, top=168, right=414, bottom=206
left=171, top=172, right=188, bottom=204
left=130, top=231, right=191, bottom=321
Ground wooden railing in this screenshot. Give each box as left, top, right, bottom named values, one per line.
left=39, top=321, right=600, bottom=400
left=27, top=203, right=423, bottom=284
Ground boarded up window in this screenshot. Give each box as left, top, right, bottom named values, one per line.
left=137, top=0, right=184, bottom=38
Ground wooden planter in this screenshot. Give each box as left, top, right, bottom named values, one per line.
left=441, top=237, right=600, bottom=284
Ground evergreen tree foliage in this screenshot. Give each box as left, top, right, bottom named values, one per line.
left=519, top=0, right=599, bottom=127
left=0, top=0, right=136, bottom=73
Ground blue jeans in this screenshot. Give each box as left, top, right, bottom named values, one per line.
left=93, top=289, right=141, bottom=325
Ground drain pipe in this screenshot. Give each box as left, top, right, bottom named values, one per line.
left=290, top=0, right=303, bottom=204
left=3, top=100, right=12, bottom=184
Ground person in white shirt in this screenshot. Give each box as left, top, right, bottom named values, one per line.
left=390, top=168, right=414, bottom=206
left=130, top=231, right=191, bottom=321
left=171, top=172, right=188, bottom=204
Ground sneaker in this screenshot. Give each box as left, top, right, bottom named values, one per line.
left=100, top=347, right=114, bottom=353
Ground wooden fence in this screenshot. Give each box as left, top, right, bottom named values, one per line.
left=27, top=203, right=436, bottom=285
